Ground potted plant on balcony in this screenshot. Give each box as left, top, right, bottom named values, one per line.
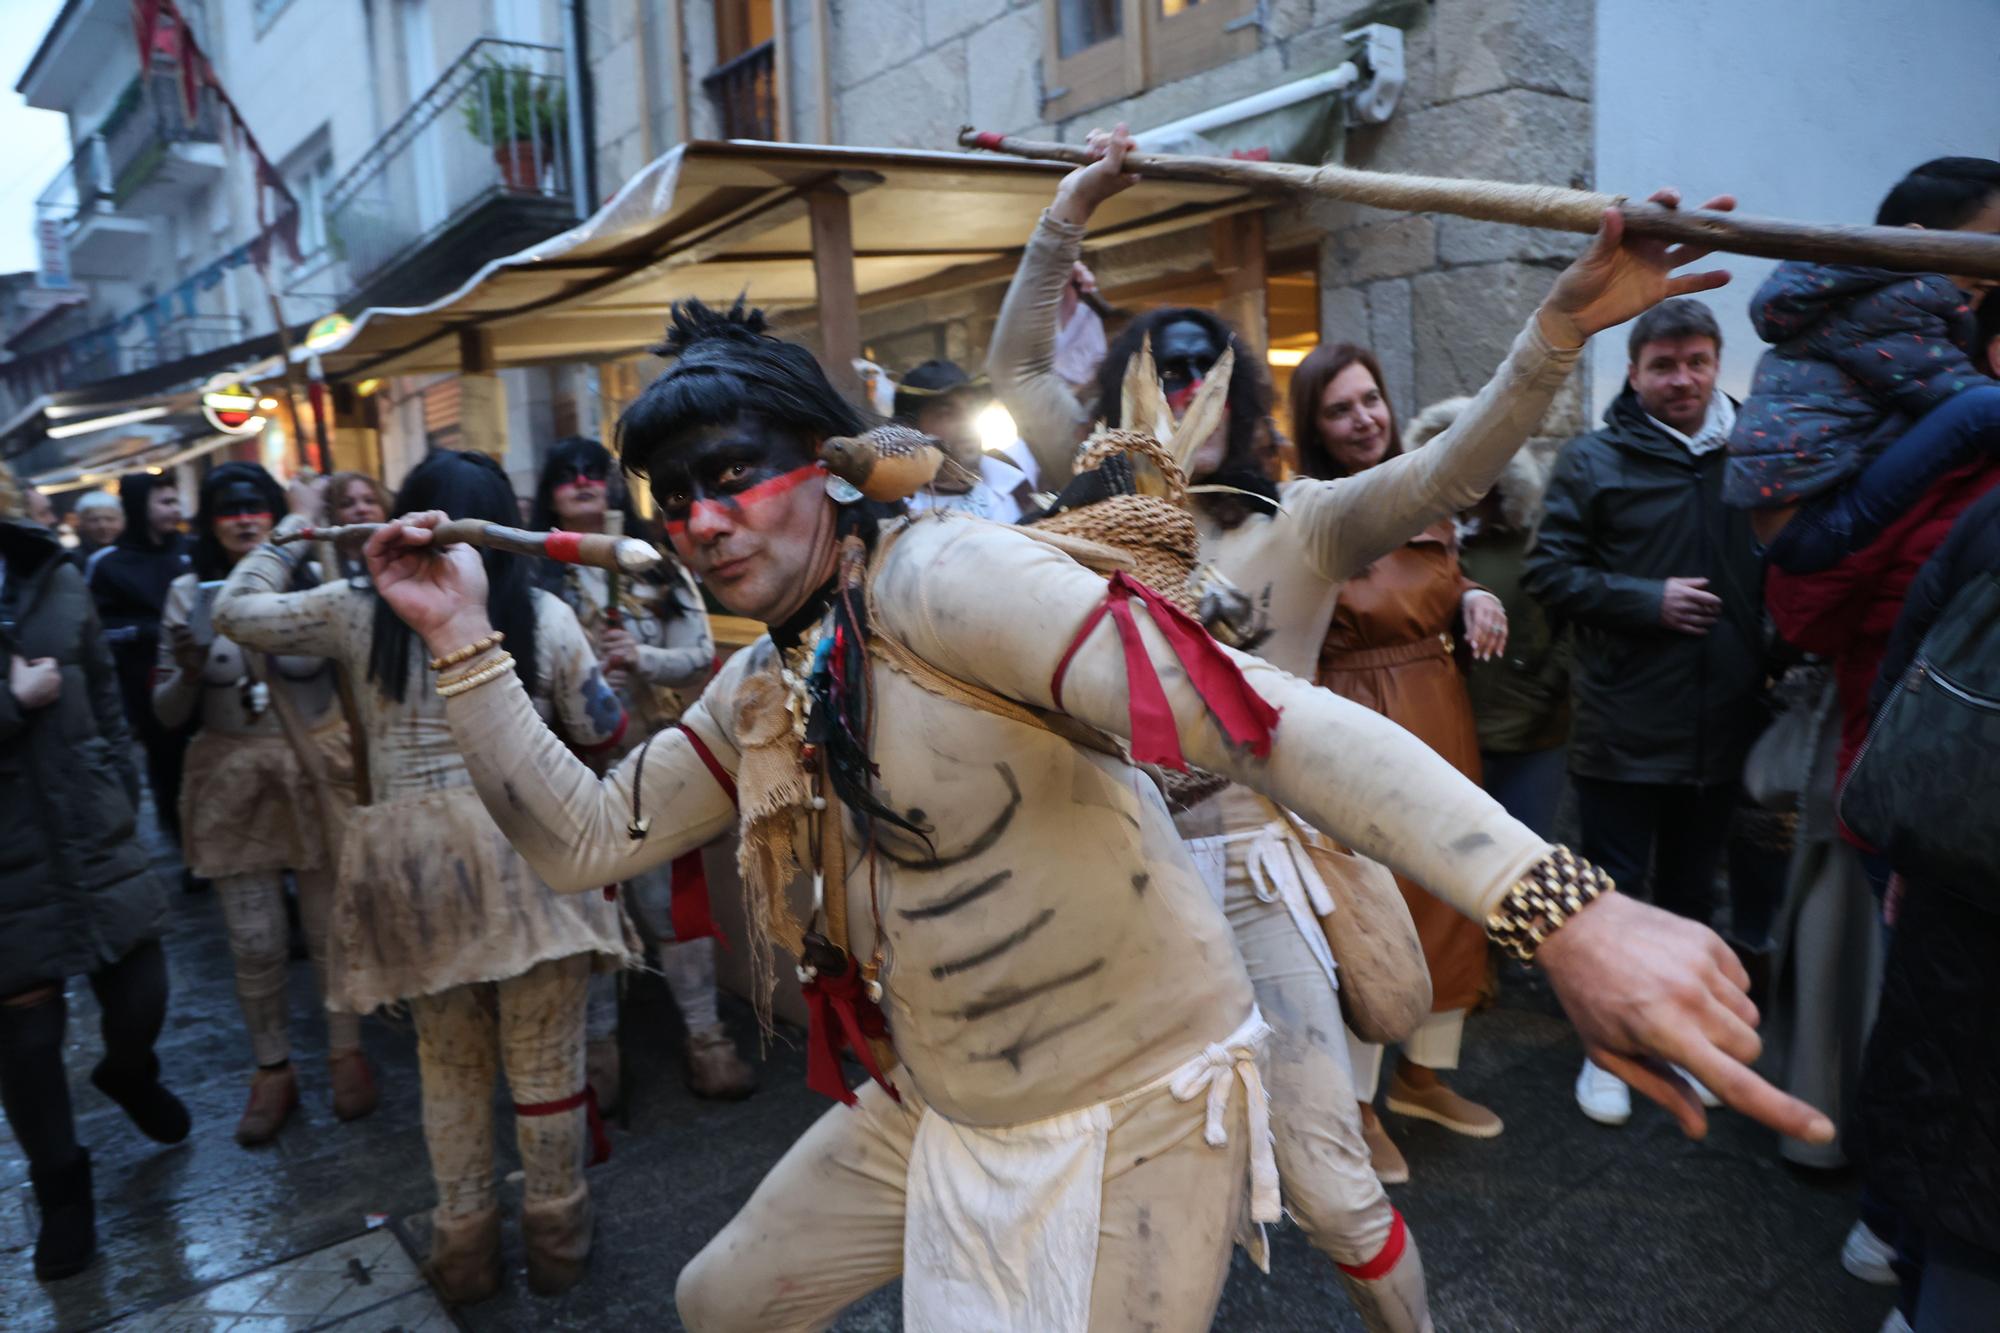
left=461, top=64, right=564, bottom=192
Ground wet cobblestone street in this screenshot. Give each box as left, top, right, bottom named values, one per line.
left=3, top=796, right=1897, bottom=1332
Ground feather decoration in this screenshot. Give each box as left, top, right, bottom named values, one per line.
left=1168, top=346, right=1236, bottom=478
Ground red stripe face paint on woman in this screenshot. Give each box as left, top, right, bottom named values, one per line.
left=650, top=414, right=840, bottom=624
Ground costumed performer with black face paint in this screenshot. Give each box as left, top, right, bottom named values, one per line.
left=212, top=450, right=638, bottom=1303
left=989, top=125, right=1751, bottom=1330
left=359, top=285, right=1831, bottom=1331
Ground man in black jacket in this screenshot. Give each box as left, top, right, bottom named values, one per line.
left=1525, top=298, right=1766, bottom=1126
left=86, top=474, right=192, bottom=852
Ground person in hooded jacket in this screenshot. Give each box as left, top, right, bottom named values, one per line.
left=87, top=473, right=194, bottom=855
left=0, top=460, right=189, bottom=1283
left=1524, top=297, right=1767, bottom=1128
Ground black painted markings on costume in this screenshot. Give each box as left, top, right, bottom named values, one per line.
left=876, top=763, right=1021, bottom=871
left=929, top=907, right=1056, bottom=978
left=970, top=1002, right=1115, bottom=1072
left=944, top=958, right=1106, bottom=1022
left=898, top=868, right=1014, bottom=921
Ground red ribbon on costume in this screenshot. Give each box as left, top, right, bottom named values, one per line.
left=1050, top=572, right=1280, bottom=770
left=800, top=956, right=899, bottom=1107
left=516, top=1085, right=612, bottom=1166
left=1337, top=1207, right=1408, bottom=1281
left=667, top=848, right=728, bottom=948
left=677, top=723, right=737, bottom=803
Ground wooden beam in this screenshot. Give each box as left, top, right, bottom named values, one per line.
left=807, top=187, right=862, bottom=399
left=458, top=326, right=495, bottom=373
left=1213, top=210, right=1268, bottom=357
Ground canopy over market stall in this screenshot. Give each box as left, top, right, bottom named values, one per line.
left=310, top=139, right=1268, bottom=387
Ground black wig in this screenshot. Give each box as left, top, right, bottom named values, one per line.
left=616, top=297, right=870, bottom=484
left=191, top=462, right=287, bottom=579
left=1092, top=307, right=1278, bottom=524
left=367, top=449, right=542, bottom=702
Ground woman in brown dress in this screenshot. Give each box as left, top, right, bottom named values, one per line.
left=1293, top=344, right=1513, bottom=1182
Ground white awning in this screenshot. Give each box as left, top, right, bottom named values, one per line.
left=311, top=139, right=1263, bottom=381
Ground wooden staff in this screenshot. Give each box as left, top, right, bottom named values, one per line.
left=275, top=520, right=662, bottom=574
left=959, top=128, right=2000, bottom=280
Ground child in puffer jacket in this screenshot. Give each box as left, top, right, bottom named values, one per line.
left=1726, top=156, right=2000, bottom=575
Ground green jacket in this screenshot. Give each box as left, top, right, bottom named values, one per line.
left=1460, top=526, right=1570, bottom=754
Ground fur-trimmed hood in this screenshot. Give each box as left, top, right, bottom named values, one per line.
left=1403, top=395, right=1552, bottom=533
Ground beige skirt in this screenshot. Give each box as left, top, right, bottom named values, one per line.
left=180, top=721, right=349, bottom=879
left=329, top=784, right=639, bottom=1013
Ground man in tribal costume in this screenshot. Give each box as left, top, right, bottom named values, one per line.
left=364, top=299, right=1831, bottom=1332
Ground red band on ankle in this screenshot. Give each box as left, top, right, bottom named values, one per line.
left=1338, top=1208, right=1408, bottom=1281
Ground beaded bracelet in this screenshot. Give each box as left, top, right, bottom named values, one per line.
left=430, top=631, right=504, bottom=673
left=436, top=652, right=517, bottom=699
left=1484, top=845, right=1614, bottom=963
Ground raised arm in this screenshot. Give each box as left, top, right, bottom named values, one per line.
left=875, top=516, right=1833, bottom=1144
left=211, top=514, right=353, bottom=661
left=988, top=210, right=1095, bottom=487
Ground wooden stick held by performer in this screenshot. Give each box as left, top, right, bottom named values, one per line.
left=277, top=519, right=661, bottom=575
left=959, top=127, right=2000, bottom=279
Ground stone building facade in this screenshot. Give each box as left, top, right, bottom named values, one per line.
left=586, top=0, right=1597, bottom=445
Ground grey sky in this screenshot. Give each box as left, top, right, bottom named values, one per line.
left=0, top=0, right=80, bottom=276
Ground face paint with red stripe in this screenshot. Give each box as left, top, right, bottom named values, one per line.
left=648, top=413, right=839, bottom=623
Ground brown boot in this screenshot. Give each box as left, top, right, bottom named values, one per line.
left=235, top=1066, right=298, bottom=1146
left=328, top=1049, right=379, bottom=1122
left=422, top=1207, right=502, bottom=1305
left=1385, top=1065, right=1503, bottom=1139
left=685, top=1023, right=755, bottom=1101
left=584, top=1037, right=620, bottom=1113
left=521, top=1184, right=593, bottom=1295
left=1358, top=1103, right=1409, bottom=1185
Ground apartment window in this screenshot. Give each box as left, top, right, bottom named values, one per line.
left=282, top=133, right=336, bottom=266
left=1042, top=0, right=1259, bottom=119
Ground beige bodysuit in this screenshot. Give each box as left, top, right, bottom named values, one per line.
left=989, top=207, right=1579, bottom=1296
left=439, top=511, right=1550, bottom=1330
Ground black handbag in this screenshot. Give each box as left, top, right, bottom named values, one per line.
left=1840, top=571, right=2000, bottom=903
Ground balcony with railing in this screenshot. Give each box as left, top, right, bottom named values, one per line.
left=326, top=38, right=577, bottom=309
left=703, top=40, right=777, bottom=140
left=33, top=68, right=226, bottom=278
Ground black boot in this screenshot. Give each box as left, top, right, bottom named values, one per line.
left=30, top=1150, right=95, bottom=1281
left=91, top=1053, right=190, bottom=1144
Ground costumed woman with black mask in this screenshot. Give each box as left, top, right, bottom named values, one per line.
left=989, top=124, right=1737, bottom=1331
left=153, top=463, right=376, bottom=1144
left=213, top=449, right=637, bottom=1303
left=532, top=436, right=754, bottom=1105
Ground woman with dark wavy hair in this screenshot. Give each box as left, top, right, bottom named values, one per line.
left=213, top=448, right=637, bottom=1303
left=153, top=462, right=372, bottom=1144
left=530, top=435, right=751, bottom=1106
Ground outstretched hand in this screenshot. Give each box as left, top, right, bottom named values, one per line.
left=364, top=511, right=494, bottom=656
left=1540, top=188, right=1736, bottom=346
left=1051, top=124, right=1140, bottom=226
left=1536, top=890, right=1835, bottom=1144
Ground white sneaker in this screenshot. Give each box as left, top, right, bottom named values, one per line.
left=1574, top=1057, right=1631, bottom=1125
left=1842, top=1219, right=1900, bottom=1286
left=1674, top=1065, right=1723, bottom=1108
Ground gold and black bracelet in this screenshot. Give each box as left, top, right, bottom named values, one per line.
left=1484, top=846, right=1614, bottom=963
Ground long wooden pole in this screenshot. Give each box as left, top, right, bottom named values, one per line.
left=959, top=128, right=2000, bottom=280
left=276, top=518, right=661, bottom=574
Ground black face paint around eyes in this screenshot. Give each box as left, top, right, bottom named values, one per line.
left=653, top=417, right=815, bottom=514
left=1153, top=319, right=1224, bottom=396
